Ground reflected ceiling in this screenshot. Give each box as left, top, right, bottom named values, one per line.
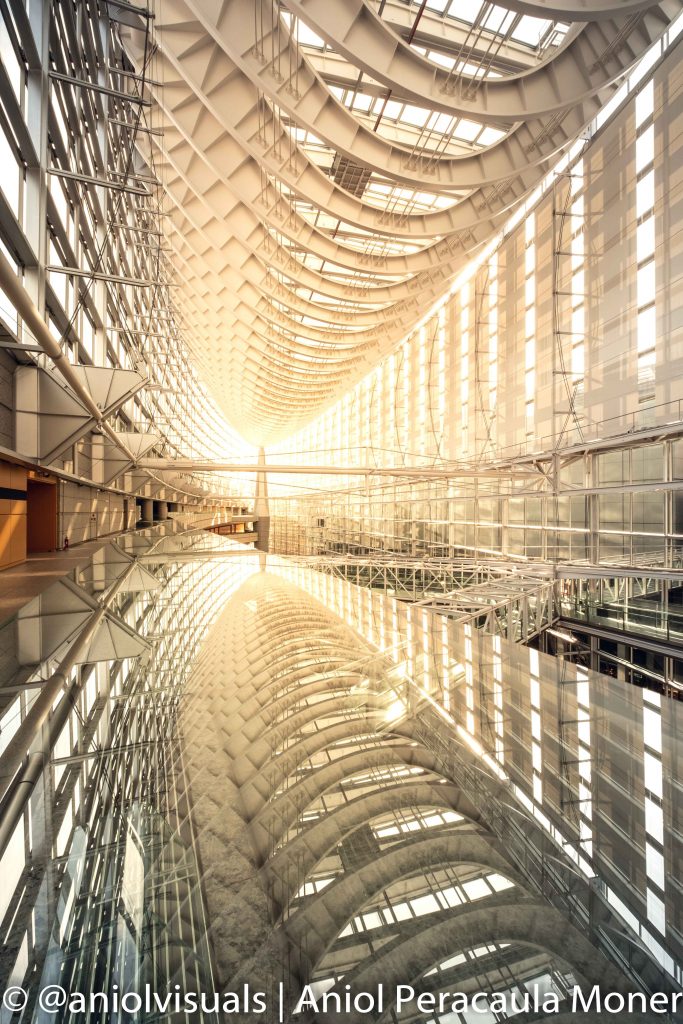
left=179, top=568, right=643, bottom=1016
left=126, top=0, right=677, bottom=444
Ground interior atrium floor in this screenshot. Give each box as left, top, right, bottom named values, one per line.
left=0, top=525, right=680, bottom=1023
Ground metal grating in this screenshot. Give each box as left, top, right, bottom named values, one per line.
left=331, top=153, right=372, bottom=197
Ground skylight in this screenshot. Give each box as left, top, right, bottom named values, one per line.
left=512, top=15, right=553, bottom=46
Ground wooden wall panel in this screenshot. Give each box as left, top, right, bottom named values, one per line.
left=0, top=461, right=27, bottom=570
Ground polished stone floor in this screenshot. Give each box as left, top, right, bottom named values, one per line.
left=0, top=540, right=109, bottom=624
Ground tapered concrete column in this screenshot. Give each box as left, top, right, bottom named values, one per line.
left=154, top=500, right=168, bottom=521
left=138, top=498, right=154, bottom=527
left=255, top=447, right=270, bottom=552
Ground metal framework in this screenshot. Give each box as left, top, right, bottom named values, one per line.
left=0, top=519, right=258, bottom=1017
left=0, top=0, right=254, bottom=512
left=1, top=1, right=683, bottom=1022
left=295, top=553, right=558, bottom=640
left=169, top=563, right=682, bottom=1016
left=114, top=0, right=682, bottom=443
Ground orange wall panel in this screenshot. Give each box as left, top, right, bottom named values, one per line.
left=27, top=480, right=56, bottom=554
left=0, top=461, right=27, bottom=569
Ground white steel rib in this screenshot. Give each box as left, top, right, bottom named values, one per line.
left=122, top=0, right=682, bottom=443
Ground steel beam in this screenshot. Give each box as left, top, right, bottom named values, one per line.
left=136, top=460, right=539, bottom=478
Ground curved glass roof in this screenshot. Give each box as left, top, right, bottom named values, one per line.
left=123, top=0, right=674, bottom=444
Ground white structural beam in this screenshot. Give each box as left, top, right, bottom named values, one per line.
left=284, top=0, right=670, bottom=120
left=136, top=460, right=539, bottom=478
left=118, top=0, right=683, bottom=441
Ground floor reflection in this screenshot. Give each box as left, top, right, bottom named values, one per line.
left=0, top=528, right=680, bottom=1022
